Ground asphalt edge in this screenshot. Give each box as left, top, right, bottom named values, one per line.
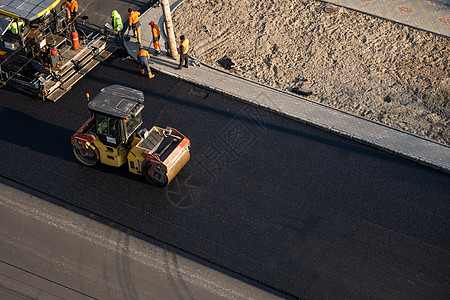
left=126, top=1, right=450, bottom=175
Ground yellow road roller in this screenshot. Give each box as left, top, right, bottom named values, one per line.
left=70, top=85, right=190, bottom=187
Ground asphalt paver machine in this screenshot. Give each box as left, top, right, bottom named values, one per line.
left=71, top=85, right=191, bottom=187
left=0, top=0, right=111, bottom=101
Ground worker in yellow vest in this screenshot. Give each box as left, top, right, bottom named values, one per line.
left=176, top=35, right=189, bottom=70
left=9, top=20, right=24, bottom=34
left=111, top=10, right=123, bottom=42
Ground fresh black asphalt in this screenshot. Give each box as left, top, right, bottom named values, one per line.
left=1, top=46, right=449, bottom=299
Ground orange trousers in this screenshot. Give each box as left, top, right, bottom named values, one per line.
left=153, top=40, right=160, bottom=51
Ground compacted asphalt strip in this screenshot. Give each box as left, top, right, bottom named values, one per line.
left=123, top=0, right=450, bottom=174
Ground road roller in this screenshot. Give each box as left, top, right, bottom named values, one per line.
left=71, top=85, right=190, bottom=187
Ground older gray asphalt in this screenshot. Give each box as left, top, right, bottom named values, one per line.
left=0, top=47, right=449, bottom=299
left=0, top=178, right=285, bottom=300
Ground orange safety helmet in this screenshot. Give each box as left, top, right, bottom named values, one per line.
left=149, top=21, right=155, bottom=26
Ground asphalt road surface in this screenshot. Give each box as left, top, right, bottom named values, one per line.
left=76, top=0, right=149, bottom=28
left=0, top=179, right=286, bottom=300
left=0, top=47, right=449, bottom=299
left=1, top=1, right=450, bottom=298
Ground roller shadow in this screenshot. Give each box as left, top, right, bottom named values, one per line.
left=0, top=107, right=74, bottom=161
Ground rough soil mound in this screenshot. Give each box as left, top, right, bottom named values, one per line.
left=173, top=0, right=450, bottom=145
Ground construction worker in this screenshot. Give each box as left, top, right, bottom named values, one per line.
left=61, top=0, right=70, bottom=19
left=9, top=19, right=24, bottom=34
left=128, top=8, right=142, bottom=45
left=177, top=35, right=189, bottom=70
left=61, top=0, right=78, bottom=20
left=111, top=10, right=123, bottom=42
left=137, top=47, right=154, bottom=79
left=148, top=21, right=161, bottom=55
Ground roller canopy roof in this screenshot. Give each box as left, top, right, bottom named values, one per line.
left=0, top=0, right=61, bottom=22
left=88, top=85, right=145, bottom=119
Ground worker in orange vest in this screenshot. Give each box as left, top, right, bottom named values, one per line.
left=148, top=21, right=162, bottom=55
left=61, top=0, right=78, bottom=20
left=137, top=47, right=154, bottom=79
left=177, top=35, right=189, bottom=70
left=128, top=8, right=142, bottom=45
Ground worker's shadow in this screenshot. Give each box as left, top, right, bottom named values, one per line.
left=0, top=107, right=73, bottom=160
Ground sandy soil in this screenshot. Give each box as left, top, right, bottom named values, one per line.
left=173, top=0, right=450, bottom=145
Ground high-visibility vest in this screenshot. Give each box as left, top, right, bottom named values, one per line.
left=152, top=24, right=160, bottom=38
left=9, top=20, right=24, bottom=34
left=112, top=10, right=123, bottom=31
left=180, top=38, right=189, bottom=55
left=70, top=0, right=78, bottom=12
left=137, top=49, right=149, bottom=59
left=62, top=0, right=78, bottom=12
left=129, top=11, right=141, bottom=27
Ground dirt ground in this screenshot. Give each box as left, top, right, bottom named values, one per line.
left=173, top=0, right=450, bottom=145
